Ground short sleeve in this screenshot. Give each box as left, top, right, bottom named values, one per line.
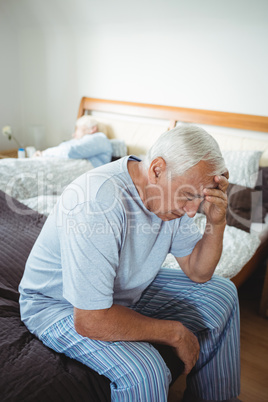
left=170, top=215, right=202, bottom=257
left=57, top=200, right=122, bottom=310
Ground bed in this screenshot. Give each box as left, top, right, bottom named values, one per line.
left=1, top=97, right=268, bottom=401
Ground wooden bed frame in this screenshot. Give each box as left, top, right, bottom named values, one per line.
left=77, top=97, right=268, bottom=311
left=78, top=97, right=268, bottom=132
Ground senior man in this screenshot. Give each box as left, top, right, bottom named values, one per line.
left=19, top=125, right=240, bottom=402
left=34, top=115, right=112, bottom=167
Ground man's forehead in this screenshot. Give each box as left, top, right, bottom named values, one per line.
left=184, top=184, right=217, bottom=198
left=174, top=176, right=217, bottom=197
left=182, top=160, right=217, bottom=182
left=179, top=171, right=216, bottom=185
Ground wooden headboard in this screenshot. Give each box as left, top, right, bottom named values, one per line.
left=78, top=97, right=268, bottom=132
left=77, top=97, right=268, bottom=163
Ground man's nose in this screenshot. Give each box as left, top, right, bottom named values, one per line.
left=183, top=199, right=202, bottom=218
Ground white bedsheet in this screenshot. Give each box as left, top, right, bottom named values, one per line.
left=163, top=213, right=261, bottom=279
left=20, top=195, right=61, bottom=216
left=0, top=158, right=94, bottom=215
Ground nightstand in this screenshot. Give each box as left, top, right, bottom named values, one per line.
left=0, top=149, right=18, bottom=159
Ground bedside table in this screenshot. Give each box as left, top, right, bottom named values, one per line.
left=0, top=149, right=18, bottom=159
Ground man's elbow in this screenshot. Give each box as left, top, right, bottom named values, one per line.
left=74, top=315, right=89, bottom=338
left=188, top=272, right=213, bottom=284
left=73, top=308, right=110, bottom=339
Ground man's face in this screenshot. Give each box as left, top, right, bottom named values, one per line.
left=145, top=160, right=217, bottom=221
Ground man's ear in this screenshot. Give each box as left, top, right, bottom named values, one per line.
left=148, top=157, right=167, bottom=184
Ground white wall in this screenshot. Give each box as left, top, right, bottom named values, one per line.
left=0, top=4, right=21, bottom=150
left=0, top=0, right=267, bottom=150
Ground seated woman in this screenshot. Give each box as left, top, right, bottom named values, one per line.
left=34, top=116, right=113, bottom=168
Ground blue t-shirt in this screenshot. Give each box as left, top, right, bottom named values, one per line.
left=19, top=156, right=202, bottom=337
left=42, top=132, right=112, bottom=167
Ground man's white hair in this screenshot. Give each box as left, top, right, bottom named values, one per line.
left=76, top=115, right=98, bottom=129
left=143, top=124, right=226, bottom=177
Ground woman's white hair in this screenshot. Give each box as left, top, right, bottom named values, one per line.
left=143, top=124, right=226, bottom=177
left=76, top=115, right=98, bottom=129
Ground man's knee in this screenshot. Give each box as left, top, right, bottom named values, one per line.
left=209, top=276, right=239, bottom=306
left=201, top=276, right=239, bottom=329
left=112, top=344, right=171, bottom=397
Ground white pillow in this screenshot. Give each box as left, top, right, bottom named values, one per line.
left=222, top=150, right=262, bottom=188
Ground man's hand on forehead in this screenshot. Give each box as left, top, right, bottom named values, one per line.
left=201, top=171, right=229, bottom=226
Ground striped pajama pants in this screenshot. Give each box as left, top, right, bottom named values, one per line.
left=40, top=268, right=240, bottom=401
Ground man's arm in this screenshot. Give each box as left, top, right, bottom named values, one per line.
left=74, top=304, right=199, bottom=375
left=68, top=133, right=112, bottom=159
left=59, top=201, right=198, bottom=374
left=41, top=142, right=69, bottom=157
left=176, top=174, right=228, bottom=283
